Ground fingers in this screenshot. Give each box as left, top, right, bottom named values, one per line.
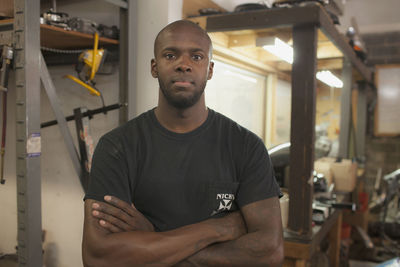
left=92, top=201, right=132, bottom=226
left=98, top=218, right=122, bottom=233
left=92, top=208, right=132, bottom=232
left=104, top=195, right=137, bottom=216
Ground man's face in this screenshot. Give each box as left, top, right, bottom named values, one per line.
left=151, top=26, right=214, bottom=109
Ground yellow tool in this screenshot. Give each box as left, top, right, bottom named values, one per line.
left=65, top=32, right=106, bottom=98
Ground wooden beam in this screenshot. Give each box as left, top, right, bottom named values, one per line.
left=317, top=58, right=343, bottom=70
left=338, top=58, right=353, bottom=158
left=206, top=4, right=320, bottom=32
left=288, top=24, right=317, bottom=237
left=328, top=212, right=342, bottom=267
left=209, top=32, right=229, bottom=47
left=317, top=41, right=343, bottom=59
left=212, top=43, right=277, bottom=73
left=318, top=7, right=372, bottom=82
left=228, top=34, right=256, bottom=48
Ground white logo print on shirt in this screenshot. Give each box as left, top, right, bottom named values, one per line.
left=211, top=193, right=235, bottom=216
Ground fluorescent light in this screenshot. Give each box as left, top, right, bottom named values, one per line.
left=316, top=70, right=343, bottom=88
left=262, top=37, right=293, bottom=64
left=258, top=37, right=344, bottom=88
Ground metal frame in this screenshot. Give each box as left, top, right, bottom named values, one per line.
left=14, top=0, right=43, bottom=266
left=39, top=52, right=82, bottom=179
left=338, top=58, right=353, bottom=158
left=119, top=0, right=136, bottom=123
left=202, top=3, right=372, bottom=238
left=6, top=0, right=132, bottom=265
left=355, top=81, right=368, bottom=160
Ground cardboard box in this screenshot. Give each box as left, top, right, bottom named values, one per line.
left=314, top=157, right=336, bottom=186
left=331, top=160, right=357, bottom=192
left=0, top=0, right=13, bottom=18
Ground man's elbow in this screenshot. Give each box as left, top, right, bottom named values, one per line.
left=253, top=235, right=284, bottom=267
left=82, top=239, right=108, bottom=267
left=265, top=242, right=284, bottom=267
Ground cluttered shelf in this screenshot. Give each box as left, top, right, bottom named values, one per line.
left=41, top=24, right=118, bottom=49
left=0, top=19, right=118, bottom=49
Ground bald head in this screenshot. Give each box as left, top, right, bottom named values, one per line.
left=154, top=20, right=213, bottom=59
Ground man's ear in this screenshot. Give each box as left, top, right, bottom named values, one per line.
left=207, top=61, right=214, bottom=80
left=151, top=59, right=158, bottom=78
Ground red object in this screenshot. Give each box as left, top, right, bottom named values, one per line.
left=341, top=222, right=352, bottom=239
left=358, top=192, right=369, bottom=212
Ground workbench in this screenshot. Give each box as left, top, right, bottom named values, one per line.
left=284, top=210, right=343, bottom=267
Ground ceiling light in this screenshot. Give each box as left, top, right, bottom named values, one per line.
left=259, top=37, right=293, bottom=64
left=316, top=70, right=343, bottom=88
left=256, top=37, right=344, bottom=88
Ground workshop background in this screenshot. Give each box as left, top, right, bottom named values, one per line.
left=0, top=0, right=400, bottom=267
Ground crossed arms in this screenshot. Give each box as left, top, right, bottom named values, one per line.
left=82, top=196, right=283, bottom=267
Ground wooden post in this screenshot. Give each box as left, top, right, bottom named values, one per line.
left=288, top=24, right=318, bottom=237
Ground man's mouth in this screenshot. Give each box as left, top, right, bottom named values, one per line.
left=172, top=80, right=194, bottom=87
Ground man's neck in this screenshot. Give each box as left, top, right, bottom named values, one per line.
left=154, top=97, right=208, bottom=134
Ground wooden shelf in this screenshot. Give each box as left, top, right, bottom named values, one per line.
left=1, top=19, right=119, bottom=49
left=189, top=3, right=372, bottom=83
left=40, top=24, right=118, bottom=49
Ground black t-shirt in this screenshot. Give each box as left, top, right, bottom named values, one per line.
left=85, top=108, right=281, bottom=231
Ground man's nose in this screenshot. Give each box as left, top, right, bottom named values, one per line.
left=175, top=55, right=192, bottom=72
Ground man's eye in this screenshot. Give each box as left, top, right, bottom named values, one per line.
left=165, top=54, right=175, bottom=60
left=192, top=54, right=203, bottom=61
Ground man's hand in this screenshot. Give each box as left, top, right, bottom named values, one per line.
left=91, top=195, right=155, bottom=233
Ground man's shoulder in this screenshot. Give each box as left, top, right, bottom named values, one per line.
left=101, top=109, right=154, bottom=142
left=211, top=109, right=261, bottom=143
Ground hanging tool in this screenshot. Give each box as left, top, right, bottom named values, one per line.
left=0, top=45, right=13, bottom=185
left=65, top=32, right=107, bottom=107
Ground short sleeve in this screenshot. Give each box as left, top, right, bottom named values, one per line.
left=84, top=136, right=132, bottom=203
left=236, top=134, right=281, bottom=208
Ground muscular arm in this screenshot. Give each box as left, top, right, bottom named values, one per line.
left=82, top=198, right=246, bottom=267
left=177, top=197, right=284, bottom=267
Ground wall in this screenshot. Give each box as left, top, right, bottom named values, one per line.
left=1, top=1, right=183, bottom=266
left=363, top=32, right=400, bottom=66
left=130, top=0, right=183, bottom=118
left=338, top=0, right=400, bottom=34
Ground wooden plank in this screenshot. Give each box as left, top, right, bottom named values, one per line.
left=40, top=24, right=118, bottom=49
left=318, top=6, right=372, bottom=82
left=288, top=24, right=317, bottom=236
left=328, top=212, right=342, bottom=267
left=205, top=4, right=320, bottom=32
left=284, top=241, right=311, bottom=259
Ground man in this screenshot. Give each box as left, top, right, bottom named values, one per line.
left=82, top=20, right=283, bottom=267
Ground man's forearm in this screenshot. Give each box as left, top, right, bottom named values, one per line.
left=84, top=220, right=224, bottom=267
left=176, top=230, right=284, bottom=267
left=83, top=199, right=246, bottom=267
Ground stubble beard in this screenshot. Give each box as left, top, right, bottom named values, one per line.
left=158, top=78, right=207, bottom=109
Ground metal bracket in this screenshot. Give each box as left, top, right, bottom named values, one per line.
left=39, top=52, right=82, bottom=179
